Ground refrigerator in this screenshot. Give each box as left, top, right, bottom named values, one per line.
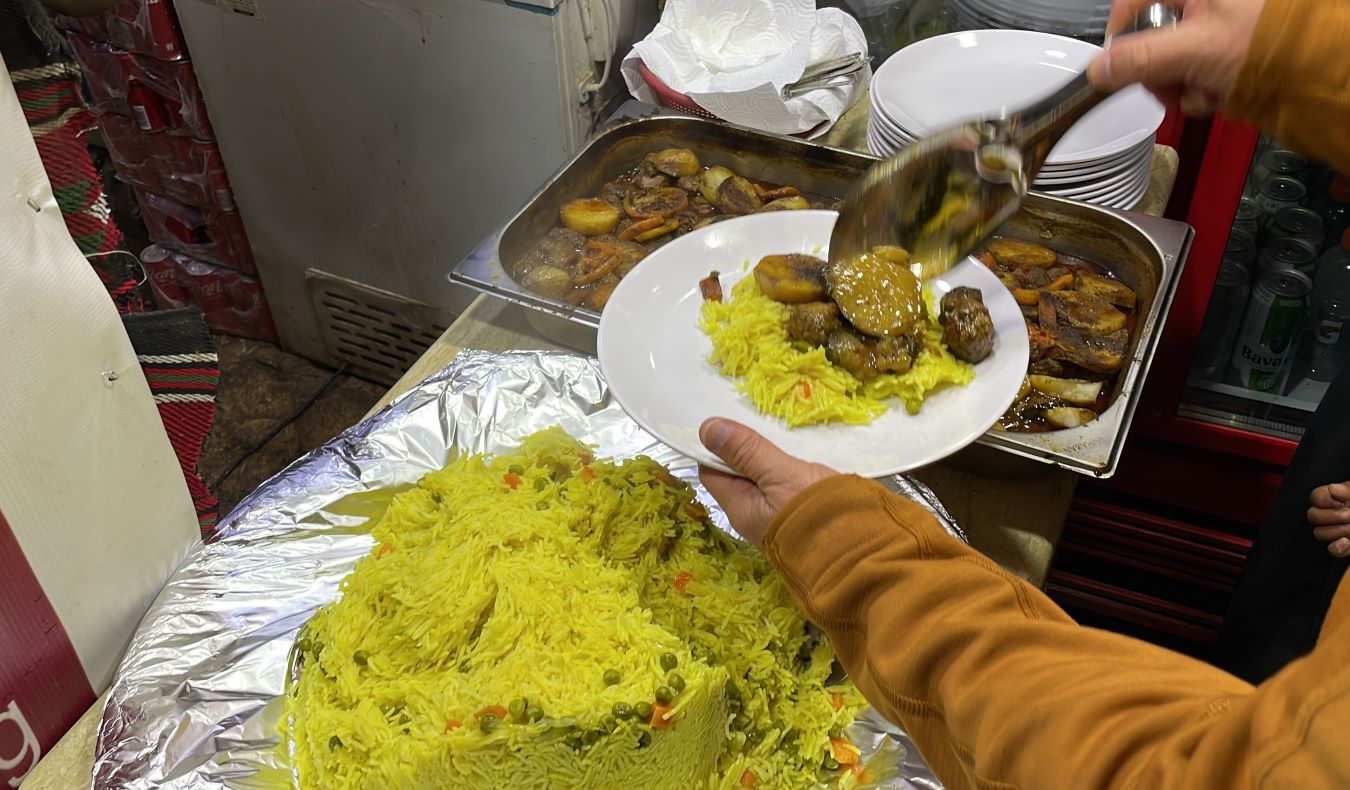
left=169, top=0, right=656, bottom=381
left=1048, top=114, right=1349, bottom=656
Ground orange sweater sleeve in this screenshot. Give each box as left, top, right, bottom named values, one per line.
left=763, top=475, right=1350, bottom=789
left=1226, top=0, right=1350, bottom=172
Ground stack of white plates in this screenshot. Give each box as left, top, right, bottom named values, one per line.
left=866, top=30, right=1164, bottom=210
left=951, top=0, right=1110, bottom=41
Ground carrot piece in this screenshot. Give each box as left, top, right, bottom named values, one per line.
left=831, top=692, right=844, bottom=711
left=798, top=379, right=812, bottom=399
left=376, top=544, right=393, bottom=559
left=1046, top=273, right=1074, bottom=291
left=618, top=215, right=667, bottom=241
left=475, top=705, right=508, bottom=720
left=673, top=571, right=694, bottom=594
left=830, top=737, right=862, bottom=767
left=633, top=218, right=680, bottom=243
left=1012, top=288, right=1041, bottom=306
left=740, top=769, right=759, bottom=787
left=851, top=764, right=870, bottom=782
left=649, top=701, right=674, bottom=728
left=444, top=719, right=462, bottom=732
left=503, top=472, right=522, bottom=490
left=580, top=466, right=596, bottom=482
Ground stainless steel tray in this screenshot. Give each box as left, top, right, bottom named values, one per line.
left=449, top=116, right=1192, bottom=478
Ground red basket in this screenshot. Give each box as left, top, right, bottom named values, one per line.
left=635, top=60, right=718, bottom=120
left=634, top=60, right=828, bottom=138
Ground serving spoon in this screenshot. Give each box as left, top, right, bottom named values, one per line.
left=828, top=3, right=1179, bottom=283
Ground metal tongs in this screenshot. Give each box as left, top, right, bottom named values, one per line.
left=781, top=52, right=871, bottom=99
left=828, top=4, right=1179, bottom=282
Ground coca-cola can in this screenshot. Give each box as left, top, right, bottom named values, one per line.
left=139, top=244, right=191, bottom=308
left=183, top=260, right=233, bottom=315
left=126, top=77, right=168, bottom=132
left=141, top=0, right=185, bottom=60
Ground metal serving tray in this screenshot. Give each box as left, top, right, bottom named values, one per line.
left=449, top=116, right=1192, bottom=478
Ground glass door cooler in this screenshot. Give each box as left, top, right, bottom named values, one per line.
left=1049, top=115, right=1350, bottom=656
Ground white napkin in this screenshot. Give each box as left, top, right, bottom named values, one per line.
left=621, top=0, right=870, bottom=136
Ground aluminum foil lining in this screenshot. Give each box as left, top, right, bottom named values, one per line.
left=93, top=350, right=953, bottom=790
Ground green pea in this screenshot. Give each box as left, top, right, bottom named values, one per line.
left=353, top=650, right=369, bottom=667
left=745, top=728, right=762, bottom=747
left=659, top=652, right=678, bottom=671
left=603, top=669, right=621, bottom=686
left=527, top=705, right=544, bottom=722
left=479, top=713, right=499, bottom=734
left=634, top=701, right=653, bottom=721
left=430, top=491, right=443, bottom=505
left=328, top=735, right=343, bottom=750
left=397, top=712, right=410, bottom=725
left=782, top=728, right=800, bottom=744
left=536, top=501, right=549, bottom=510
left=822, top=756, right=840, bottom=771
left=829, top=726, right=843, bottom=739
left=636, top=730, right=652, bottom=749
left=654, top=686, right=673, bottom=705
left=508, top=698, right=528, bottom=721
left=667, top=673, right=686, bottom=692
left=582, top=729, right=601, bottom=746
left=508, top=464, right=525, bottom=475
left=533, top=477, right=549, bottom=491
left=602, top=716, right=618, bottom=733
left=379, top=702, right=396, bottom=717
left=565, top=735, right=583, bottom=751
left=612, top=702, right=632, bottom=720
left=296, top=636, right=313, bottom=654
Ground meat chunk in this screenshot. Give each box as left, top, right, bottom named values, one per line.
left=1028, top=358, right=1066, bottom=376
left=1015, top=266, right=1052, bottom=289
left=1039, top=291, right=1126, bottom=335
left=699, top=271, right=723, bottom=302
left=986, top=238, right=1057, bottom=268
left=633, top=159, right=671, bottom=190
left=754, top=254, right=828, bottom=303
left=1074, top=271, right=1138, bottom=309
left=1045, top=325, right=1129, bottom=374
left=1027, top=323, right=1055, bottom=361
left=940, top=287, right=995, bottom=364
left=826, top=329, right=878, bottom=381
left=784, top=301, right=843, bottom=346
left=871, top=335, right=915, bottom=375
left=677, top=175, right=704, bottom=194
left=537, top=227, right=584, bottom=266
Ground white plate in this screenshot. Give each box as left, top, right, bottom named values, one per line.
left=597, top=211, right=1030, bottom=478
left=1033, top=140, right=1152, bottom=184
left=1050, top=158, right=1150, bottom=199
left=871, top=30, right=1163, bottom=165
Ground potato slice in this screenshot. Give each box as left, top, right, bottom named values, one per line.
left=827, top=250, right=923, bottom=338
left=701, top=166, right=734, bottom=204
left=986, top=238, right=1057, bottom=268
left=648, top=148, right=701, bottom=177
left=716, top=176, right=763, bottom=215
left=1044, top=406, right=1099, bottom=429
left=760, top=195, right=811, bottom=211
left=1028, top=375, right=1104, bottom=405
left=559, top=198, right=621, bottom=236
left=753, top=254, right=828, bottom=303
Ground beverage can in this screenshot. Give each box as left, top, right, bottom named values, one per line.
left=1229, top=268, right=1313, bottom=392
left=1223, top=227, right=1257, bottom=267
left=183, top=260, right=233, bottom=315
left=1252, top=149, right=1308, bottom=192
left=1266, top=206, right=1325, bottom=250
left=1192, top=261, right=1251, bottom=378
left=1258, top=236, right=1318, bottom=276
left=1233, top=196, right=1263, bottom=239
left=1256, top=176, right=1308, bottom=222
left=138, top=244, right=190, bottom=308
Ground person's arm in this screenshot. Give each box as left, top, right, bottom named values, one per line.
left=763, top=475, right=1350, bottom=789
left=1089, top=0, right=1350, bottom=172
left=1224, top=0, right=1350, bottom=174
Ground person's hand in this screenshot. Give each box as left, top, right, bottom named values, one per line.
left=1309, top=482, right=1350, bottom=558
left=697, top=418, right=837, bottom=546
left=1087, top=0, right=1265, bottom=116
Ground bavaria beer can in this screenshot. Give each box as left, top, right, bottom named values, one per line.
left=1229, top=268, right=1313, bottom=392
